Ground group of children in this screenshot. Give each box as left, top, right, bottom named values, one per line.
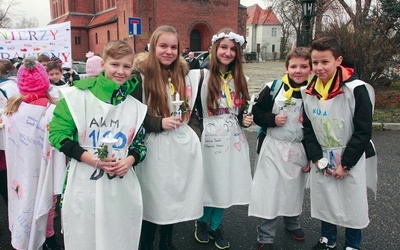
left=0, top=24, right=376, bottom=250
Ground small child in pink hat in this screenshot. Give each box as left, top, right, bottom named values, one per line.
left=85, top=51, right=103, bottom=77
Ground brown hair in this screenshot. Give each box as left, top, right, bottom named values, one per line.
left=285, top=47, right=312, bottom=69
left=310, top=36, right=342, bottom=59
left=207, top=28, right=249, bottom=115
left=37, top=54, right=51, bottom=63
left=46, top=61, right=63, bottom=73
left=0, top=59, right=14, bottom=76
left=136, top=25, right=189, bottom=118
left=102, top=40, right=134, bottom=62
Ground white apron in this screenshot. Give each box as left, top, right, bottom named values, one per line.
left=301, top=80, right=376, bottom=229
left=135, top=70, right=203, bottom=224
left=249, top=88, right=308, bottom=219
left=61, top=88, right=147, bottom=250
left=4, top=102, right=66, bottom=250
left=200, top=75, right=252, bottom=208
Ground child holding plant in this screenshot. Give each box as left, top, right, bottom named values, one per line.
left=301, top=36, right=377, bottom=250
left=133, top=25, right=204, bottom=250
left=49, top=40, right=147, bottom=250
left=194, top=28, right=253, bottom=249
left=248, top=47, right=312, bottom=250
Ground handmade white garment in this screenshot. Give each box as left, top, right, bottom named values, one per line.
left=301, top=80, right=376, bottom=229
left=0, top=76, right=19, bottom=150
left=249, top=86, right=308, bottom=219
left=61, top=88, right=147, bottom=250
left=4, top=102, right=66, bottom=250
left=136, top=70, right=204, bottom=224
left=200, top=73, right=252, bottom=208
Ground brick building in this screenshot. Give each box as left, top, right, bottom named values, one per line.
left=49, top=0, right=248, bottom=61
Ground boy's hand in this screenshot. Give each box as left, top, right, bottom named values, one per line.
left=333, top=164, right=349, bottom=179
left=242, top=114, right=253, bottom=127
left=275, top=114, right=287, bottom=126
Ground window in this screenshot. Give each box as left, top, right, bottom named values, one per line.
left=272, top=28, right=277, bottom=37
left=74, top=36, right=81, bottom=45
left=95, top=33, right=98, bottom=44
left=272, top=45, right=275, bottom=52
left=107, top=30, right=111, bottom=41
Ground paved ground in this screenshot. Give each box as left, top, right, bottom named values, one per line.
left=1, top=62, right=399, bottom=249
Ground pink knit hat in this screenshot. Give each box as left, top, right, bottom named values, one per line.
left=85, top=51, right=103, bottom=77
left=17, top=58, right=50, bottom=95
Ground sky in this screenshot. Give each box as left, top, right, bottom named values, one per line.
left=11, top=0, right=267, bottom=28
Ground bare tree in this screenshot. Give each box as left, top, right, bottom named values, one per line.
left=0, top=0, right=20, bottom=28
left=14, top=17, right=39, bottom=28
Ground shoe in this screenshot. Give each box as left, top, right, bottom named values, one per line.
left=194, top=221, right=209, bottom=243
left=208, top=226, right=230, bottom=249
left=312, top=237, right=336, bottom=250
left=344, top=247, right=358, bottom=250
left=287, top=228, right=305, bottom=241
left=258, top=243, right=274, bottom=250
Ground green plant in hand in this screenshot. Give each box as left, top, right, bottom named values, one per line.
left=94, top=144, right=108, bottom=160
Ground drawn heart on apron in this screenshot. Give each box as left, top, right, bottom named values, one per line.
left=234, top=142, right=241, bottom=151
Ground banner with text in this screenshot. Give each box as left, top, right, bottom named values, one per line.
left=0, top=21, right=72, bottom=67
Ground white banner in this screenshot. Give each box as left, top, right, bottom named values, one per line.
left=0, top=21, right=72, bottom=67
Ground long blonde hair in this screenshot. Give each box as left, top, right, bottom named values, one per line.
left=207, top=28, right=249, bottom=115
left=4, top=92, right=56, bottom=116
left=135, top=25, right=189, bottom=118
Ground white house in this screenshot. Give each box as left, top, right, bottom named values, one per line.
left=246, top=4, right=281, bottom=61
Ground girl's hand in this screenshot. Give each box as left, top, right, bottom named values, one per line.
left=275, top=114, right=287, bottom=126
left=302, top=161, right=311, bottom=173
left=112, top=156, right=135, bottom=177
left=162, top=116, right=182, bottom=130
left=242, top=114, right=253, bottom=127
left=95, top=156, right=118, bottom=174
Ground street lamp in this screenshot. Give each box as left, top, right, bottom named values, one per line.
left=301, top=0, right=316, bottom=47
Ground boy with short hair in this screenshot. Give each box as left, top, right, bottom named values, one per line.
left=301, top=36, right=376, bottom=250
left=249, top=47, right=312, bottom=250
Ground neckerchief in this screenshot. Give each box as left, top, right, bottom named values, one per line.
left=282, top=74, right=302, bottom=99
left=220, top=71, right=233, bottom=108
left=314, top=70, right=336, bottom=100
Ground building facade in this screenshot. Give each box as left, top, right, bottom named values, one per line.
left=245, top=4, right=281, bottom=61
left=49, top=0, right=247, bottom=61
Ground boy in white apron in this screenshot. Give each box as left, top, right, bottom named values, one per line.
left=301, top=37, right=377, bottom=250
left=249, top=47, right=312, bottom=249
left=49, top=40, right=147, bottom=250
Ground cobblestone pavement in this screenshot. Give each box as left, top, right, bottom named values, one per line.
left=243, top=61, right=286, bottom=96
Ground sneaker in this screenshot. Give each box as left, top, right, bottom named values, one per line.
left=194, top=221, right=209, bottom=244
left=258, top=243, right=274, bottom=250
left=209, top=226, right=230, bottom=249
left=344, top=247, right=358, bottom=250
left=287, top=228, right=305, bottom=241
left=312, top=237, right=336, bottom=250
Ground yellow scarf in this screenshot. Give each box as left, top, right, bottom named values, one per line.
left=314, top=71, right=336, bottom=100
left=220, top=72, right=233, bottom=108
left=168, top=77, right=174, bottom=95
left=282, top=74, right=301, bottom=99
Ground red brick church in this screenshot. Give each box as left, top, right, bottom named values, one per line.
left=49, top=0, right=247, bottom=61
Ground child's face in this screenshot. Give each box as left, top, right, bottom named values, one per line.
left=155, top=32, right=178, bottom=67
left=311, top=50, right=342, bottom=84
left=102, top=54, right=134, bottom=85
left=286, top=57, right=311, bottom=85
left=47, top=68, right=63, bottom=83
left=216, top=38, right=237, bottom=71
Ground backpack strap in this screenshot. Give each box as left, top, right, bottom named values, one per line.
left=195, top=69, right=204, bottom=119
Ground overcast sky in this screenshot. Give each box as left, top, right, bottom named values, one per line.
left=11, top=0, right=267, bottom=28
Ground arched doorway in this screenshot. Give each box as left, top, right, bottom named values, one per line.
left=189, top=22, right=212, bottom=51
left=190, top=30, right=201, bottom=51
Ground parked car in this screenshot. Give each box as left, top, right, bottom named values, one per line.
left=72, top=61, right=89, bottom=79
left=184, top=51, right=209, bottom=65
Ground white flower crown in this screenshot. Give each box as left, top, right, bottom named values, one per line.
left=211, top=31, right=245, bottom=46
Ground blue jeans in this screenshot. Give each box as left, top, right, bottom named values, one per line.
left=321, top=220, right=361, bottom=249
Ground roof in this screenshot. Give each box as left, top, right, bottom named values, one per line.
left=247, top=4, right=280, bottom=26
left=48, top=9, right=118, bottom=28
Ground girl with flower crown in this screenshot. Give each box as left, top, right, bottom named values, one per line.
left=194, top=28, right=253, bottom=249
left=133, top=25, right=204, bottom=250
